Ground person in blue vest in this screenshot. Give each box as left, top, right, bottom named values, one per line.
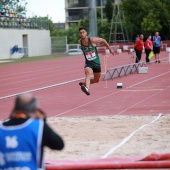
left=153, top=32, right=162, bottom=63
left=0, top=93, right=64, bottom=170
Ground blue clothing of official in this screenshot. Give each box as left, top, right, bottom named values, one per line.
left=0, top=118, right=44, bottom=170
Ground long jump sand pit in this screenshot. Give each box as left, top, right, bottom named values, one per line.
left=44, top=114, right=170, bottom=160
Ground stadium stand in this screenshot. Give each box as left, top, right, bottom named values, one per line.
left=0, top=5, right=49, bottom=29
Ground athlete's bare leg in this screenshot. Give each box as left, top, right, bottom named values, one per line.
left=84, top=67, right=93, bottom=89
left=90, top=72, right=101, bottom=85
left=80, top=67, right=101, bottom=89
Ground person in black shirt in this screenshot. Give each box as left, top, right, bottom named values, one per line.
left=0, top=93, right=64, bottom=170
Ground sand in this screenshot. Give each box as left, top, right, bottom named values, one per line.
left=44, top=114, right=170, bottom=160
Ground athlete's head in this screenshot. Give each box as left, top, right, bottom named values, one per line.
left=11, top=93, right=38, bottom=118
left=79, top=27, right=87, bottom=39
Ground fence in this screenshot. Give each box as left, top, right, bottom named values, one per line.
left=10, top=45, right=28, bottom=57
left=103, top=62, right=146, bottom=80
left=51, top=36, right=67, bottom=53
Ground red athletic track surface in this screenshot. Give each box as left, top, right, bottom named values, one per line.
left=0, top=51, right=170, bottom=120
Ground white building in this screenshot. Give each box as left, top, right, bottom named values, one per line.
left=0, top=6, right=51, bottom=59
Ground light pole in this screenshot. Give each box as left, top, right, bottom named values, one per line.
left=89, top=0, right=98, bottom=37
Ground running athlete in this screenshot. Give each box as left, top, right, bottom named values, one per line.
left=78, top=27, right=114, bottom=95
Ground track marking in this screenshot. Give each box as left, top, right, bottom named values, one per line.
left=0, top=72, right=107, bottom=100
left=127, top=70, right=170, bottom=89
left=55, top=85, right=165, bottom=117
left=101, top=113, right=162, bottom=158
left=0, top=78, right=84, bottom=100
left=122, top=89, right=163, bottom=92
left=55, top=71, right=170, bottom=117
left=54, top=90, right=121, bottom=117
left=116, top=87, right=169, bottom=115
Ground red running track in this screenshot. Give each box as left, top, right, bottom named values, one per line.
left=0, top=51, right=170, bottom=120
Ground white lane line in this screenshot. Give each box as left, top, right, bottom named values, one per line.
left=54, top=90, right=121, bottom=117
left=116, top=88, right=164, bottom=115
left=0, top=78, right=85, bottom=100
left=127, top=70, right=170, bottom=89
left=122, top=89, right=163, bottom=92
left=55, top=71, right=170, bottom=117
left=101, top=113, right=162, bottom=159
left=0, top=72, right=107, bottom=100
left=55, top=86, right=163, bottom=117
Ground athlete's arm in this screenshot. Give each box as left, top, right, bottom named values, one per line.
left=91, top=37, right=115, bottom=56
left=78, top=39, right=81, bottom=46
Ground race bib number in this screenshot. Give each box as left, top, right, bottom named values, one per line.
left=85, top=50, right=96, bottom=61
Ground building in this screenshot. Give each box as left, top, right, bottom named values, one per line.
left=65, top=0, right=115, bottom=29
left=0, top=5, right=51, bottom=59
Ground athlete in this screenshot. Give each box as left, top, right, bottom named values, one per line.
left=78, top=27, right=114, bottom=95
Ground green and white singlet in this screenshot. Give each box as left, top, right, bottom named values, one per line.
left=81, top=37, right=100, bottom=67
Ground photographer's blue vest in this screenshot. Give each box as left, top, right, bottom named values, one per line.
left=0, top=118, right=44, bottom=170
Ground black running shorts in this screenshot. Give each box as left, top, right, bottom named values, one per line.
left=84, top=62, right=101, bottom=73
left=153, top=46, right=160, bottom=54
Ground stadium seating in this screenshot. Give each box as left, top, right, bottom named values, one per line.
left=0, top=5, right=48, bottom=29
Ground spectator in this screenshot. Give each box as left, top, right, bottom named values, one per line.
left=135, top=34, right=139, bottom=42
left=153, top=32, right=162, bottom=63
left=134, top=34, right=144, bottom=63
left=0, top=93, right=64, bottom=170
left=145, top=35, right=153, bottom=64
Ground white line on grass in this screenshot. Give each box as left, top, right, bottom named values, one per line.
left=101, top=113, right=162, bottom=158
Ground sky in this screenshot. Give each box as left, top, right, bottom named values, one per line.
left=26, top=0, right=65, bottom=23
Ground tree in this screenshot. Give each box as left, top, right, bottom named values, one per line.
left=79, top=17, right=89, bottom=32
left=104, top=0, right=113, bottom=22
left=141, top=12, right=162, bottom=35
left=1, top=0, right=27, bottom=14
left=121, top=0, right=170, bottom=40
left=66, top=24, right=80, bottom=44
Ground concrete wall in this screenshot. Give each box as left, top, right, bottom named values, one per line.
left=0, top=29, right=51, bottom=59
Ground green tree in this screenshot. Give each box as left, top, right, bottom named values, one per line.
left=48, top=19, right=58, bottom=37
left=79, top=17, right=89, bottom=31
left=66, top=24, right=80, bottom=44
left=141, top=12, right=162, bottom=35
left=121, top=0, right=170, bottom=39
left=104, top=0, right=113, bottom=22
